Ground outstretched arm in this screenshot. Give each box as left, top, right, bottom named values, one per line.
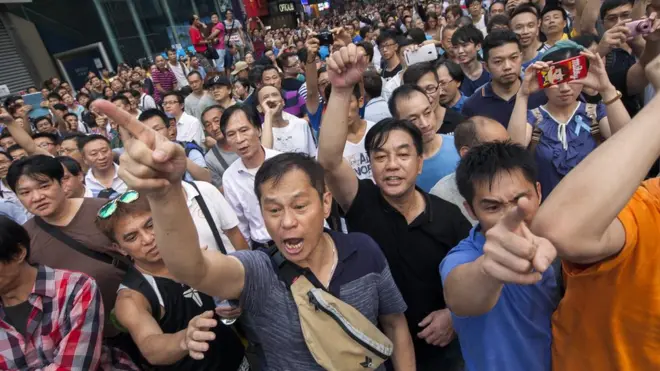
left=92, top=100, right=246, bottom=300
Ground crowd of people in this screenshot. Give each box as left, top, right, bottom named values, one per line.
left=1, top=0, right=660, bottom=369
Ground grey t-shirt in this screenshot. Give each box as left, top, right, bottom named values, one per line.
left=184, top=92, right=207, bottom=119
left=197, top=94, right=218, bottom=120
left=234, top=230, right=407, bottom=370
left=205, top=146, right=239, bottom=187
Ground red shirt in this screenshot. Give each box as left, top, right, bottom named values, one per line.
left=189, top=26, right=207, bottom=53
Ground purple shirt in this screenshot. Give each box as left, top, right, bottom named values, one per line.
left=151, top=68, right=177, bottom=104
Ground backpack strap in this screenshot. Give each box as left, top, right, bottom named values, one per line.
left=188, top=181, right=228, bottom=254
left=34, top=217, right=129, bottom=271
left=528, top=108, right=544, bottom=155
left=584, top=103, right=603, bottom=145
left=268, top=247, right=327, bottom=291
left=122, top=265, right=162, bottom=320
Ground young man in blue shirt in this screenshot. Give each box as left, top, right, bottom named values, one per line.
left=439, top=142, right=559, bottom=371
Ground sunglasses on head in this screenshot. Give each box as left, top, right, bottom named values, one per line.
left=97, top=190, right=140, bottom=219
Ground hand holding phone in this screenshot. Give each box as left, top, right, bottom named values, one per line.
left=536, top=55, right=589, bottom=89
left=404, top=43, right=438, bottom=66
left=625, top=18, right=653, bottom=39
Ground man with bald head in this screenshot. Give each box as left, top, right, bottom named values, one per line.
left=430, top=116, right=510, bottom=224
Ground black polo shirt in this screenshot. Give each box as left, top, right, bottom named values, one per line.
left=461, top=82, right=547, bottom=128
left=343, top=179, right=472, bottom=368
left=605, top=48, right=643, bottom=117
left=438, top=108, right=465, bottom=135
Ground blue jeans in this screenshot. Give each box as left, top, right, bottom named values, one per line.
left=215, top=48, right=226, bottom=72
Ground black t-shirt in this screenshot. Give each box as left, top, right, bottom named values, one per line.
left=3, top=300, right=31, bottom=336
left=438, top=108, right=465, bottom=134
left=343, top=180, right=472, bottom=367
left=381, top=63, right=403, bottom=82
left=605, top=48, right=643, bottom=117
left=282, top=78, right=304, bottom=92
left=124, top=272, right=245, bottom=371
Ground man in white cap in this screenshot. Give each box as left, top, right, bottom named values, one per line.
left=231, top=61, right=249, bottom=81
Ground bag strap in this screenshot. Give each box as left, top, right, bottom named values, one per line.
left=528, top=108, right=544, bottom=155
left=122, top=265, right=162, bottom=320
left=34, top=216, right=129, bottom=271
left=268, top=247, right=327, bottom=291
left=584, top=103, right=603, bottom=144
left=188, top=181, right=227, bottom=255
left=211, top=146, right=230, bottom=169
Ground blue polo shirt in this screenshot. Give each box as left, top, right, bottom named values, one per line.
left=448, top=93, right=468, bottom=113
left=416, top=135, right=460, bottom=192
left=439, top=225, right=559, bottom=371
left=461, top=82, right=547, bottom=128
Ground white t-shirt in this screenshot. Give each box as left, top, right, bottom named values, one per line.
left=272, top=114, right=317, bottom=157
left=169, top=62, right=189, bottom=88
left=343, top=121, right=376, bottom=180
left=182, top=181, right=239, bottom=253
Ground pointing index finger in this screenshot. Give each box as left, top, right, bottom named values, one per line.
left=498, top=197, right=532, bottom=232
left=91, top=99, right=155, bottom=148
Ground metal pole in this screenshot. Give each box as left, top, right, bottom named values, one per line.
left=190, top=0, right=199, bottom=16
left=92, top=0, right=124, bottom=64
left=160, top=0, right=181, bottom=46
left=126, top=0, right=154, bottom=58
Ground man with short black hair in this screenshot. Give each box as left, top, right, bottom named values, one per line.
left=32, top=132, right=59, bottom=156
left=185, top=71, right=209, bottom=118
left=167, top=48, right=190, bottom=88
left=35, top=116, right=58, bottom=135
left=58, top=155, right=92, bottom=198
left=58, top=133, right=87, bottom=172
left=510, top=4, right=547, bottom=70
left=430, top=116, right=509, bottom=223
left=318, top=44, right=471, bottom=370
left=377, top=30, right=403, bottom=82
left=201, top=105, right=239, bottom=189
left=452, top=25, right=491, bottom=97
left=434, top=59, right=467, bottom=112
left=461, top=30, right=546, bottom=126
left=152, top=54, right=178, bottom=104
left=0, top=130, right=16, bottom=151
left=80, top=134, right=127, bottom=198
left=162, top=91, right=204, bottom=146
left=540, top=5, right=568, bottom=47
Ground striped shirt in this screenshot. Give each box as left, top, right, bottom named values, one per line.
left=151, top=67, right=177, bottom=104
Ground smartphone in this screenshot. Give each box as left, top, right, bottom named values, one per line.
left=404, top=43, right=438, bottom=66
left=536, top=55, right=589, bottom=89
left=317, top=31, right=334, bottom=46
left=625, top=18, right=653, bottom=39
left=21, top=92, right=50, bottom=120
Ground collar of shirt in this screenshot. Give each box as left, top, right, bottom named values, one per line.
left=481, top=82, right=518, bottom=103
left=366, top=96, right=387, bottom=107
left=0, top=265, right=54, bottom=314
left=236, top=147, right=281, bottom=174
left=378, top=185, right=434, bottom=228
left=181, top=181, right=200, bottom=207
left=177, top=111, right=197, bottom=126
left=85, top=163, right=120, bottom=188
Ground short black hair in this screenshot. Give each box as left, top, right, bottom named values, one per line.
left=35, top=115, right=53, bottom=126
left=0, top=128, right=13, bottom=141
left=201, top=104, right=225, bottom=124
left=487, top=14, right=510, bottom=33
left=260, top=65, right=280, bottom=83
left=254, top=152, right=326, bottom=202
left=359, top=26, right=371, bottom=38
left=489, top=0, right=506, bottom=12
left=32, top=132, right=58, bottom=144
left=434, top=58, right=465, bottom=83
left=541, top=45, right=582, bottom=63
left=388, top=84, right=429, bottom=119
left=62, top=112, right=78, bottom=121
left=47, top=92, right=62, bottom=101
left=377, top=29, right=398, bottom=47
left=7, top=144, right=24, bottom=157
left=187, top=70, right=203, bottom=80
left=451, top=24, right=485, bottom=46
left=365, top=118, right=424, bottom=156
left=456, top=141, right=537, bottom=207
left=276, top=52, right=298, bottom=70
left=600, top=0, right=633, bottom=20
left=357, top=41, right=374, bottom=63
left=402, top=61, right=439, bottom=85
left=510, top=3, right=540, bottom=20
left=110, top=94, right=130, bottom=106
left=407, top=28, right=428, bottom=44
left=162, top=91, right=184, bottom=104
left=0, top=216, right=31, bottom=263
left=482, top=29, right=521, bottom=62
left=363, top=70, right=383, bottom=99
left=454, top=118, right=487, bottom=152
left=52, top=103, right=67, bottom=112
left=138, top=108, right=170, bottom=128
left=541, top=4, right=567, bottom=20
left=249, top=65, right=265, bottom=87
left=57, top=155, right=83, bottom=176
left=6, top=154, right=65, bottom=192
left=78, top=134, right=110, bottom=152
left=220, top=104, right=260, bottom=135
left=60, top=132, right=86, bottom=146
left=445, top=4, right=463, bottom=19
left=0, top=151, right=11, bottom=162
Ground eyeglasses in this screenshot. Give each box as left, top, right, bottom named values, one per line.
left=423, top=84, right=439, bottom=94
left=59, top=147, right=78, bottom=155
left=438, top=79, right=455, bottom=88
left=97, top=190, right=140, bottom=219
left=380, top=42, right=398, bottom=49
left=162, top=100, right=180, bottom=106
left=37, top=142, right=55, bottom=149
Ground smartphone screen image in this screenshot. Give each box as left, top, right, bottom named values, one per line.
left=536, top=55, right=589, bottom=89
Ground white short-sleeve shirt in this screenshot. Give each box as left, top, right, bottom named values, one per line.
left=182, top=181, right=240, bottom=253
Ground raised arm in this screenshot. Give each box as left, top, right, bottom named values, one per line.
left=259, top=99, right=281, bottom=149
left=531, top=54, right=660, bottom=264
left=508, top=63, right=545, bottom=147
left=92, top=99, right=245, bottom=300
left=316, top=44, right=366, bottom=212
left=304, top=37, right=322, bottom=116
left=0, top=111, right=51, bottom=156
left=578, top=0, right=600, bottom=35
